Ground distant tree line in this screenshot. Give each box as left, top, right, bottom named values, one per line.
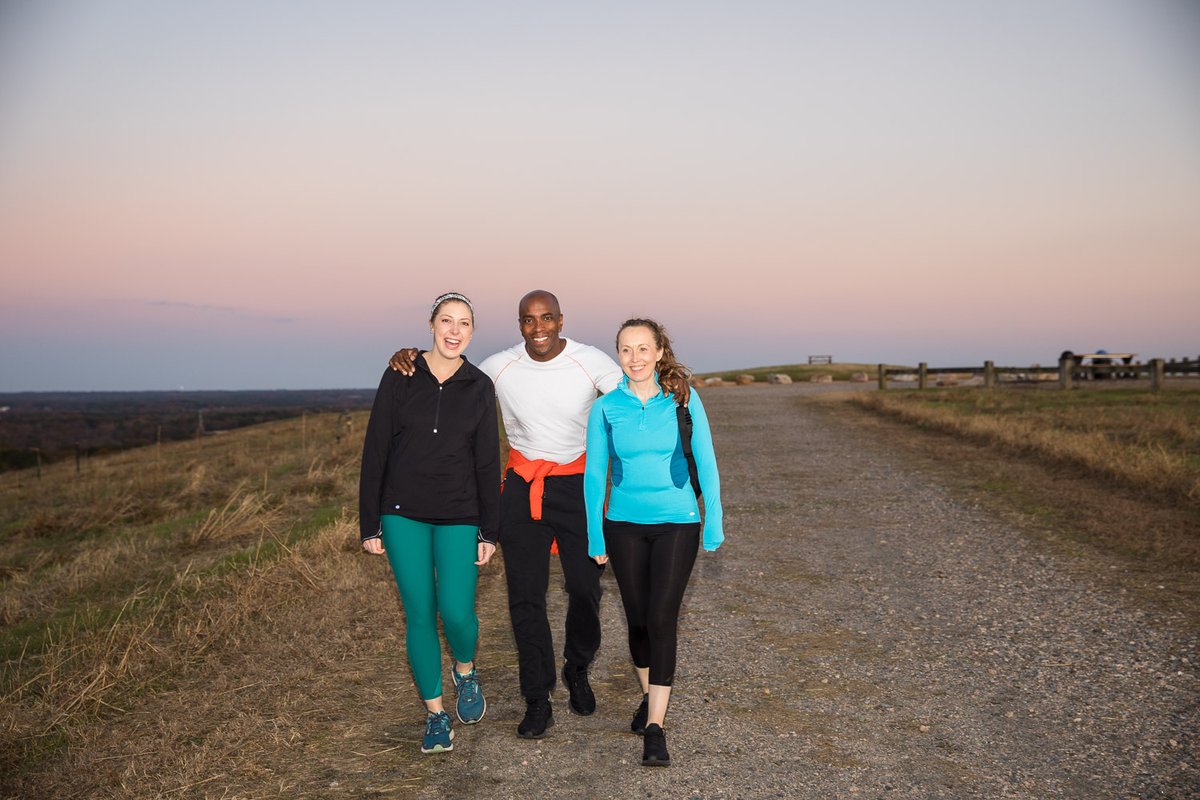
left=0, top=389, right=373, bottom=472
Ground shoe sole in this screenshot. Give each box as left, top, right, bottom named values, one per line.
left=641, top=757, right=670, bottom=767
left=421, top=732, right=455, bottom=754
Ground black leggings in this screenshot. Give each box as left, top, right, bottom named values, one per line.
left=603, top=520, right=700, bottom=686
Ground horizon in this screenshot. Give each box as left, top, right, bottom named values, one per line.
left=3, top=1, right=1197, bottom=392
left=3, top=350, right=1197, bottom=396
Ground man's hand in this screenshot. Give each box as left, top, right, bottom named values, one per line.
left=362, top=538, right=384, bottom=555
left=660, top=372, right=691, bottom=405
left=592, top=554, right=609, bottom=565
left=476, top=542, right=497, bottom=566
left=388, top=348, right=420, bottom=376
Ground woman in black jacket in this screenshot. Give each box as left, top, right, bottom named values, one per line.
left=359, top=291, right=500, bottom=754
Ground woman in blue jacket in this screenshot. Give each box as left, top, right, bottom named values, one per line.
left=359, top=292, right=500, bottom=755
left=584, top=317, right=724, bottom=767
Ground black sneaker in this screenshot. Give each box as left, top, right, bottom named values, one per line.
left=517, top=697, right=554, bottom=739
left=631, top=693, right=649, bottom=734
left=641, top=723, right=670, bottom=767
left=562, top=665, right=596, bottom=716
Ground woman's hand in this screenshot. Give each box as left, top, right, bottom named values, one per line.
left=362, top=538, right=384, bottom=555
left=592, top=554, right=609, bottom=565
left=476, top=542, right=497, bottom=566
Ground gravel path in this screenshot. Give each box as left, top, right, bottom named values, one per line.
left=413, top=383, right=1198, bottom=799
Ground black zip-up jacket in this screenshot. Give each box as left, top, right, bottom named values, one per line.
left=359, top=355, right=500, bottom=544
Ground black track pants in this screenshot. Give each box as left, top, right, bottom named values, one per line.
left=500, top=470, right=604, bottom=701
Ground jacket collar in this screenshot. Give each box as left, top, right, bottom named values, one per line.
left=618, top=372, right=665, bottom=403
left=415, top=352, right=476, bottom=383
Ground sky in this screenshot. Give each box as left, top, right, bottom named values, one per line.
left=1, top=0, right=1197, bottom=391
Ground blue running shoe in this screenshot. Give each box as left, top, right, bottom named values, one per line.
left=421, top=710, right=454, bottom=754
left=453, top=668, right=487, bottom=724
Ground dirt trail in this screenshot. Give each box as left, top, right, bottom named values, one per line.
left=28, top=384, right=1199, bottom=799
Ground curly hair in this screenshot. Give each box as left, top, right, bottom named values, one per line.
left=616, top=318, right=692, bottom=401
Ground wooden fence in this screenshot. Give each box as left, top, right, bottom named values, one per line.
left=877, top=357, right=1200, bottom=393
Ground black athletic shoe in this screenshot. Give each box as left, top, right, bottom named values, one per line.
left=517, top=697, right=554, bottom=739
left=631, top=693, right=649, bottom=734
left=641, top=723, right=670, bottom=767
left=562, top=665, right=596, bottom=716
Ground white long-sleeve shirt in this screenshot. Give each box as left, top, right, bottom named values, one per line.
left=479, top=339, right=622, bottom=464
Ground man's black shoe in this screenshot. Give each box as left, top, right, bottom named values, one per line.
left=517, top=697, right=554, bottom=739
left=562, top=665, right=596, bottom=716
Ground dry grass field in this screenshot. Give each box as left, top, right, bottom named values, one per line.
left=0, top=412, right=370, bottom=787
left=852, top=385, right=1200, bottom=567
left=853, top=387, right=1200, bottom=501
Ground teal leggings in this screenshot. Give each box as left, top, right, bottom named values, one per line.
left=381, top=515, right=480, bottom=700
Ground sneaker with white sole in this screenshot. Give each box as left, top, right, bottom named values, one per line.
left=453, top=667, right=486, bottom=724
left=421, top=710, right=454, bottom=754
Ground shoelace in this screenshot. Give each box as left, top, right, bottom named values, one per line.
left=427, top=712, right=450, bottom=735
left=458, top=674, right=479, bottom=703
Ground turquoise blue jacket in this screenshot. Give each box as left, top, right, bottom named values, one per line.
left=584, top=374, right=724, bottom=557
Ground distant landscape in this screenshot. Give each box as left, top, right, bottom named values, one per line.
left=0, top=365, right=880, bottom=473
left=3, top=355, right=1195, bottom=474
left=0, top=389, right=374, bottom=472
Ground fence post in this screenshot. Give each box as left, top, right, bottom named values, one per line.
left=1151, top=358, right=1164, bottom=392
left=1059, top=357, right=1073, bottom=390
left=918, top=362, right=927, bottom=390
left=877, top=364, right=887, bottom=390
left=984, top=360, right=995, bottom=389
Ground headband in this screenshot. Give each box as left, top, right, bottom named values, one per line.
left=430, top=292, right=473, bottom=316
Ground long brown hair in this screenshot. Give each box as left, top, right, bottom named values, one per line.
left=616, top=318, right=691, bottom=400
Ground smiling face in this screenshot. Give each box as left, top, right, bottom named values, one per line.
left=617, top=325, right=663, bottom=391
left=518, top=291, right=565, bottom=362
left=429, top=300, right=473, bottom=361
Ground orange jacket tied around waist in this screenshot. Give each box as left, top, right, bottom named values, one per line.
left=505, top=449, right=587, bottom=522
